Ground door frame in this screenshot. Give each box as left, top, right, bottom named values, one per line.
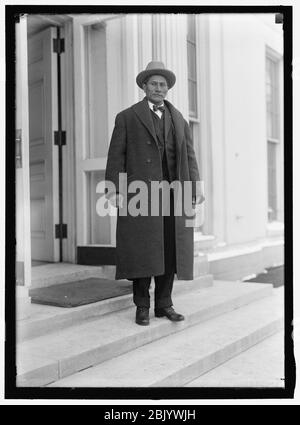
left=60, top=19, right=77, bottom=263
left=25, top=16, right=76, bottom=264
left=16, top=15, right=31, bottom=285
left=72, top=14, right=123, bottom=258
left=28, top=26, right=61, bottom=263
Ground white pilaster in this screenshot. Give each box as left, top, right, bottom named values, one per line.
left=207, top=14, right=227, bottom=245
left=121, top=15, right=140, bottom=107
left=152, top=14, right=189, bottom=120
left=106, top=17, right=123, bottom=138
left=137, top=14, right=153, bottom=101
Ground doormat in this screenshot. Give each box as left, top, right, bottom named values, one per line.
left=244, top=265, right=284, bottom=288
left=29, top=278, right=133, bottom=308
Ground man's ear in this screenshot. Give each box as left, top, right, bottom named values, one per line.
left=142, top=83, right=147, bottom=92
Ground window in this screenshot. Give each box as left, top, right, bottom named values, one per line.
left=85, top=23, right=108, bottom=158
left=266, top=57, right=279, bottom=140
left=266, top=56, right=280, bottom=222
left=187, top=14, right=198, bottom=117
left=267, top=142, right=278, bottom=222
left=187, top=15, right=205, bottom=233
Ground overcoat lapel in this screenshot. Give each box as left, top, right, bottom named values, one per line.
left=164, top=100, right=184, bottom=147
left=132, top=98, right=159, bottom=147
left=164, top=106, right=172, bottom=141
left=164, top=99, right=185, bottom=177
left=131, top=97, right=185, bottom=178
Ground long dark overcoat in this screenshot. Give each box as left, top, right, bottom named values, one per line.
left=105, top=97, right=201, bottom=280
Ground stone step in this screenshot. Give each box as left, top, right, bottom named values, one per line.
left=31, top=263, right=117, bottom=289
left=194, top=254, right=210, bottom=276
left=185, top=329, right=284, bottom=387
left=17, top=281, right=273, bottom=387
left=193, top=234, right=216, bottom=254
left=207, top=241, right=284, bottom=281
left=32, top=257, right=210, bottom=288
left=49, top=287, right=283, bottom=387
left=17, top=275, right=213, bottom=342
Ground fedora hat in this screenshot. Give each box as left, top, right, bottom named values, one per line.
left=136, top=61, right=176, bottom=89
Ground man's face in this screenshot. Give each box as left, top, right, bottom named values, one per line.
left=143, top=75, right=169, bottom=105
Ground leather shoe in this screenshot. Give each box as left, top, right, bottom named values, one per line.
left=135, top=307, right=150, bottom=326
left=154, top=306, right=184, bottom=321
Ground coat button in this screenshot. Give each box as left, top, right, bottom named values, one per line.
left=146, top=158, right=152, bottom=163
left=146, top=141, right=151, bottom=145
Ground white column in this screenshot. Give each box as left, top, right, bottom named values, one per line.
left=152, top=14, right=189, bottom=120
left=106, top=17, right=123, bottom=138
left=137, top=14, right=153, bottom=101
left=121, top=15, right=140, bottom=107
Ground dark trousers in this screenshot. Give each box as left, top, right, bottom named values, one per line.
left=133, top=190, right=176, bottom=309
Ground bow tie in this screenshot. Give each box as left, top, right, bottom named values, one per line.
left=152, top=104, right=165, bottom=112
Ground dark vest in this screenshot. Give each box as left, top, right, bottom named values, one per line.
left=150, top=106, right=177, bottom=182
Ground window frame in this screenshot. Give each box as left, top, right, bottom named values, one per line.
left=265, top=47, right=283, bottom=225
left=187, top=14, right=198, bottom=119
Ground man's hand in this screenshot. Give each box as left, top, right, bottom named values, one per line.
left=108, top=194, right=124, bottom=208
left=192, top=194, right=205, bottom=206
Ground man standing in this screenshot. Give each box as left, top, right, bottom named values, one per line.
left=105, top=61, right=204, bottom=326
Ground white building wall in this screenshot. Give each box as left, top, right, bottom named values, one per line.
left=208, top=14, right=283, bottom=246
left=223, top=14, right=268, bottom=245
left=205, top=14, right=228, bottom=244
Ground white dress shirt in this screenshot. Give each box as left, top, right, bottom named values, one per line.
left=148, top=100, right=164, bottom=119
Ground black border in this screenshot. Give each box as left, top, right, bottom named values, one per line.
left=5, top=4, right=295, bottom=401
